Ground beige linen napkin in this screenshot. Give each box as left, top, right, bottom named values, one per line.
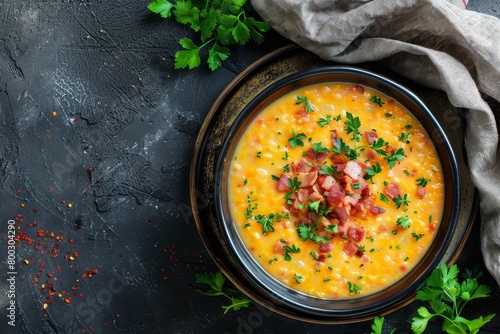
left=250, top=0, right=500, bottom=286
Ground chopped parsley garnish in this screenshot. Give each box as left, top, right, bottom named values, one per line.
left=287, top=177, right=301, bottom=192
left=317, top=115, right=333, bottom=127
left=396, top=215, right=411, bottom=229
left=293, top=273, right=303, bottom=283
left=288, top=129, right=307, bottom=148
left=399, top=132, right=413, bottom=143
left=254, top=214, right=275, bottom=234
left=364, top=162, right=382, bottom=182
left=312, top=142, right=329, bottom=154
left=347, top=281, right=362, bottom=294
left=416, top=177, right=430, bottom=187
left=345, top=112, right=362, bottom=142
left=393, top=193, right=410, bottom=209
left=384, top=147, right=405, bottom=168
left=369, top=96, right=385, bottom=107
left=283, top=244, right=301, bottom=261
left=295, top=96, right=315, bottom=112
left=411, top=232, right=425, bottom=241
left=297, top=224, right=330, bottom=243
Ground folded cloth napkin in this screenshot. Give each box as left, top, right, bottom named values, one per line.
left=250, top=0, right=500, bottom=286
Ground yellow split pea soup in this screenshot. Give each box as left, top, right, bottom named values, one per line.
left=228, top=82, right=444, bottom=299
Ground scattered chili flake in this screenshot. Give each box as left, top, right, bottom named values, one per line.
left=20, top=203, right=26, bottom=208
left=52, top=111, right=57, bottom=116
left=64, top=298, right=71, bottom=304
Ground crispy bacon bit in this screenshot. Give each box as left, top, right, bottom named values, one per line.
left=293, top=158, right=310, bottom=173
left=343, top=241, right=359, bottom=256
left=343, top=161, right=364, bottom=181
left=347, top=225, right=365, bottom=242
left=384, top=182, right=403, bottom=199
left=370, top=205, right=386, bottom=214
left=295, top=216, right=313, bottom=226
left=334, top=206, right=350, bottom=223
left=353, top=85, right=365, bottom=94
left=277, top=174, right=291, bottom=191
left=318, top=243, right=333, bottom=253
left=330, top=130, right=338, bottom=142
left=327, top=185, right=345, bottom=206
left=330, top=153, right=348, bottom=165
left=365, top=131, right=378, bottom=144
left=295, top=107, right=310, bottom=122
left=273, top=240, right=287, bottom=254
left=318, top=175, right=335, bottom=191
left=306, top=148, right=329, bottom=162
left=297, top=171, right=318, bottom=188
left=416, top=185, right=426, bottom=199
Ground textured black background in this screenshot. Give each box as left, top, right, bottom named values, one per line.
left=1, top=0, right=499, bottom=333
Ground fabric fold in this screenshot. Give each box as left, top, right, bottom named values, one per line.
left=251, top=0, right=500, bottom=286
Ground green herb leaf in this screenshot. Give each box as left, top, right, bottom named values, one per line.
left=412, top=263, right=495, bottom=334
left=396, top=215, right=411, bottom=229
left=417, top=177, right=431, bottom=187
left=195, top=271, right=252, bottom=314
left=369, top=96, right=385, bottom=107
left=364, top=162, right=382, bottom=182
left=384, top=147, right=405, bottom=168
left=148, top=0, right=174, bottom=18
left=317, top=115, right=333, bottom=127
left=288, top=129, right=307, bottom=148
left=148, top=0, right=269, bottom=71
left=174, top=37, right=202, bottom=70
left=393, top=193, right=410, bottom=209
left=296, top=96, right=315, bottom=112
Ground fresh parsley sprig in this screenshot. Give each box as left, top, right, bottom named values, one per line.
left=148, top=0, right=270, bottom=71
left=195, top=271, right=252, bottom=313
left=412, top=263, right=495, bottom=334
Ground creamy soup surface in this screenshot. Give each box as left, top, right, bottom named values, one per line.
left=228, top=82, right=444, bottom=298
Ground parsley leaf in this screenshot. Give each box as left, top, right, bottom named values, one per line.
left=393, top=193, right=410, bottom=209
left=317, top=115, right=333, bottom=127
left=364, top=162, right=382, bottom=182
left=412, top=263, right=495, bottom=334
left=148, top=0, right=270, bottom=71
left=195, top=271, right=251, bottom=314
left=396, top=215, right=411, bottom=229
left=384, top=147, right=405, bottom=168
left=417, top=177, right=431, bottom=187
left=296, top=96, right=315, bottom=112
left=288, top=129, right=307, bottom=148
left=369, top=96, right=385, bottom=107
left=148, top=0, right=175, bottom=18
left=345, top=112, right=362, bottom=142
left=297, top=223, right=331, bottom=243
left=253, top=213, right=275, bottom=235
left=174, top=37, right=202, bottom=70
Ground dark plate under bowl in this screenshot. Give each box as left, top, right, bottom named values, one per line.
left=214, top=66, right=460, bottom=319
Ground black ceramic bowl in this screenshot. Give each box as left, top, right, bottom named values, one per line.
left=214, top=66, right=460, bottom=319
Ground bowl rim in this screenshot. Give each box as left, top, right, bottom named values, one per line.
left=214, top=65, right=461, bottom=317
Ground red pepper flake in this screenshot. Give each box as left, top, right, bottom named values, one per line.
left=47, top=187, right=52, bottom=191
left=64, top=298, right=71, bottom=304
left=68, top=238, right=74, bottom=244
left=61, top=199, right=66, bottom=204
left=73, top=117, right=78, bottom=122
left=20, top=203, right=26, bottom=208
left=16, top=189, right=21, bottom=195
left=37, top=229, right=44, bottom=237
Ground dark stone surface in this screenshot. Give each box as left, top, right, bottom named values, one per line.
left=0, top=1, right=499, bottom=334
